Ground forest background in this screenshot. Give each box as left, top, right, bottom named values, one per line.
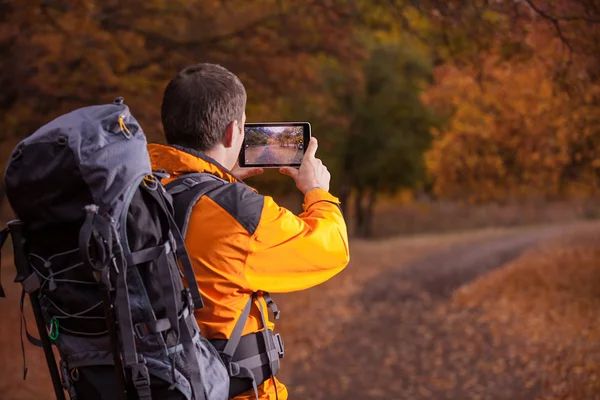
left=3, top=1, right=600, bottom=399
left=3, top=0, right=600, bottom=238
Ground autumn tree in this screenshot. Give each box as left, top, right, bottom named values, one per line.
left=281, top=34, right=437, bottom=237
left=8, top=0, right=600, bottom=219
left=1, top=0, right=363, bottom=136
left=357, top=0, right=600, bottom=203
left=0, top=0, right=367, bottom=211
left=422, top=55, right=572, bottom=202
left=415, top=0, right=600, bottom=202
left=276, top=131, right=291, bottom=147
left=244, top=129, right=269, bottom=147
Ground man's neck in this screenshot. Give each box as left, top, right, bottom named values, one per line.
left=203, top=145, right=233, bottom=170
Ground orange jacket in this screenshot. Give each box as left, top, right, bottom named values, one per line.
left=148, top=143, right=350, bottom=400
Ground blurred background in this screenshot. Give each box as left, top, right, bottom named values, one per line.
left=2, top=1, right=600, bottom=399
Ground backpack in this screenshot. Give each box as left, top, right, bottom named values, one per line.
left=0, top=97, right=230, bottom=400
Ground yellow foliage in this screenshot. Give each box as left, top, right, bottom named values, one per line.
left=423, top=50, right=600, bottom=202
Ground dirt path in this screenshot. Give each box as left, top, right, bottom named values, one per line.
left=277, top=220, right=600, bottom=399
left=245, top=145, right=302, bottom=165
left=368, top=222, right=585, bottom=300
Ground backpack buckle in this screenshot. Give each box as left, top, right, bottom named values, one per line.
left=227, top=361, right=240, bottom=377
left=57, top=135, right=68, bottom=146
left=274, top=333, right=285, bottom=359
left=131, top=361, right=151, bottom=396
left=182, top=177, right=199, bottom=188
left=134, top=323, right=148, bottom=339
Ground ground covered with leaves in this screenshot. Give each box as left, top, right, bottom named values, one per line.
left=275, top=220, right=600, bottom=400
left=2, top=220, right=600, bottom=399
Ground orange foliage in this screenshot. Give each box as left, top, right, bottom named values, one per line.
left=0, top=0, right=359, bottom=143
left=422, top=14, right=600, bottom=202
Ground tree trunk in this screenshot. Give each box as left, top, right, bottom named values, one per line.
left=339, top=182, right=351, bottom=219
left=354, top=189, right=365, bottom=237
left=363, top=189, right=377, bottom=238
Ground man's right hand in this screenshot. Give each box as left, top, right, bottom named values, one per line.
left=280, top=136, right=331, bottom=194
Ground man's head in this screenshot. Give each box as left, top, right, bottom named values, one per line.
left=161, top=63, right=247, bottom=169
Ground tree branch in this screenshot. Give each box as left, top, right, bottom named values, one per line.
left=120, top=54, right=166, bottom=75
left=101, top=12, right=279, bottom=51
left=524, top=0, right=574, bottom=53
left=40, top=3, right=70, bottom=36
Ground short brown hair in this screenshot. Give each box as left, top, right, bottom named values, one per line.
left=161, top=63, right=247, bottom=151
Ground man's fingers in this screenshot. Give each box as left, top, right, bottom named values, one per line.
left=246, top=168, right=264, bottom=178
left=234, top=167, right=264, bottom=180
left=279, top=167, right=299, bottom=179
left=303, top=136, right=318, bottom=159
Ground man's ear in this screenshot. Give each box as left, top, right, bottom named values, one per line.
left=223, top=120, right=237, bottom=148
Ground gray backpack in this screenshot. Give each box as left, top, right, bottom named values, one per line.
left=0, top=98, right=229, bottom=400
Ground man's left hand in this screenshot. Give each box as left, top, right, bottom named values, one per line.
left=232, top=164, right=264, bottom=181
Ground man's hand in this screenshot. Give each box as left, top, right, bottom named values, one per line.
left=232, top=164, right=264, bottom=181
left=280, top=137, right=330, bottom=194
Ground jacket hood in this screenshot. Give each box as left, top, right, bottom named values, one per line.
left=147, top=143, right=240, bottom=185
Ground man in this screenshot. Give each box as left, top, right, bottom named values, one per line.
left=148, top=63, right=350, bottom=400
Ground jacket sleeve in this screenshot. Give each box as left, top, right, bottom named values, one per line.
left=244, top=188, right=350, bottom=293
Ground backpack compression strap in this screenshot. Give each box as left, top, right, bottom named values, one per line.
left=5, top=221, right=68, bottom=400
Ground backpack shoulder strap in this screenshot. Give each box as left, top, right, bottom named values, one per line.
left=164, top=173, right=227, bottom=236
